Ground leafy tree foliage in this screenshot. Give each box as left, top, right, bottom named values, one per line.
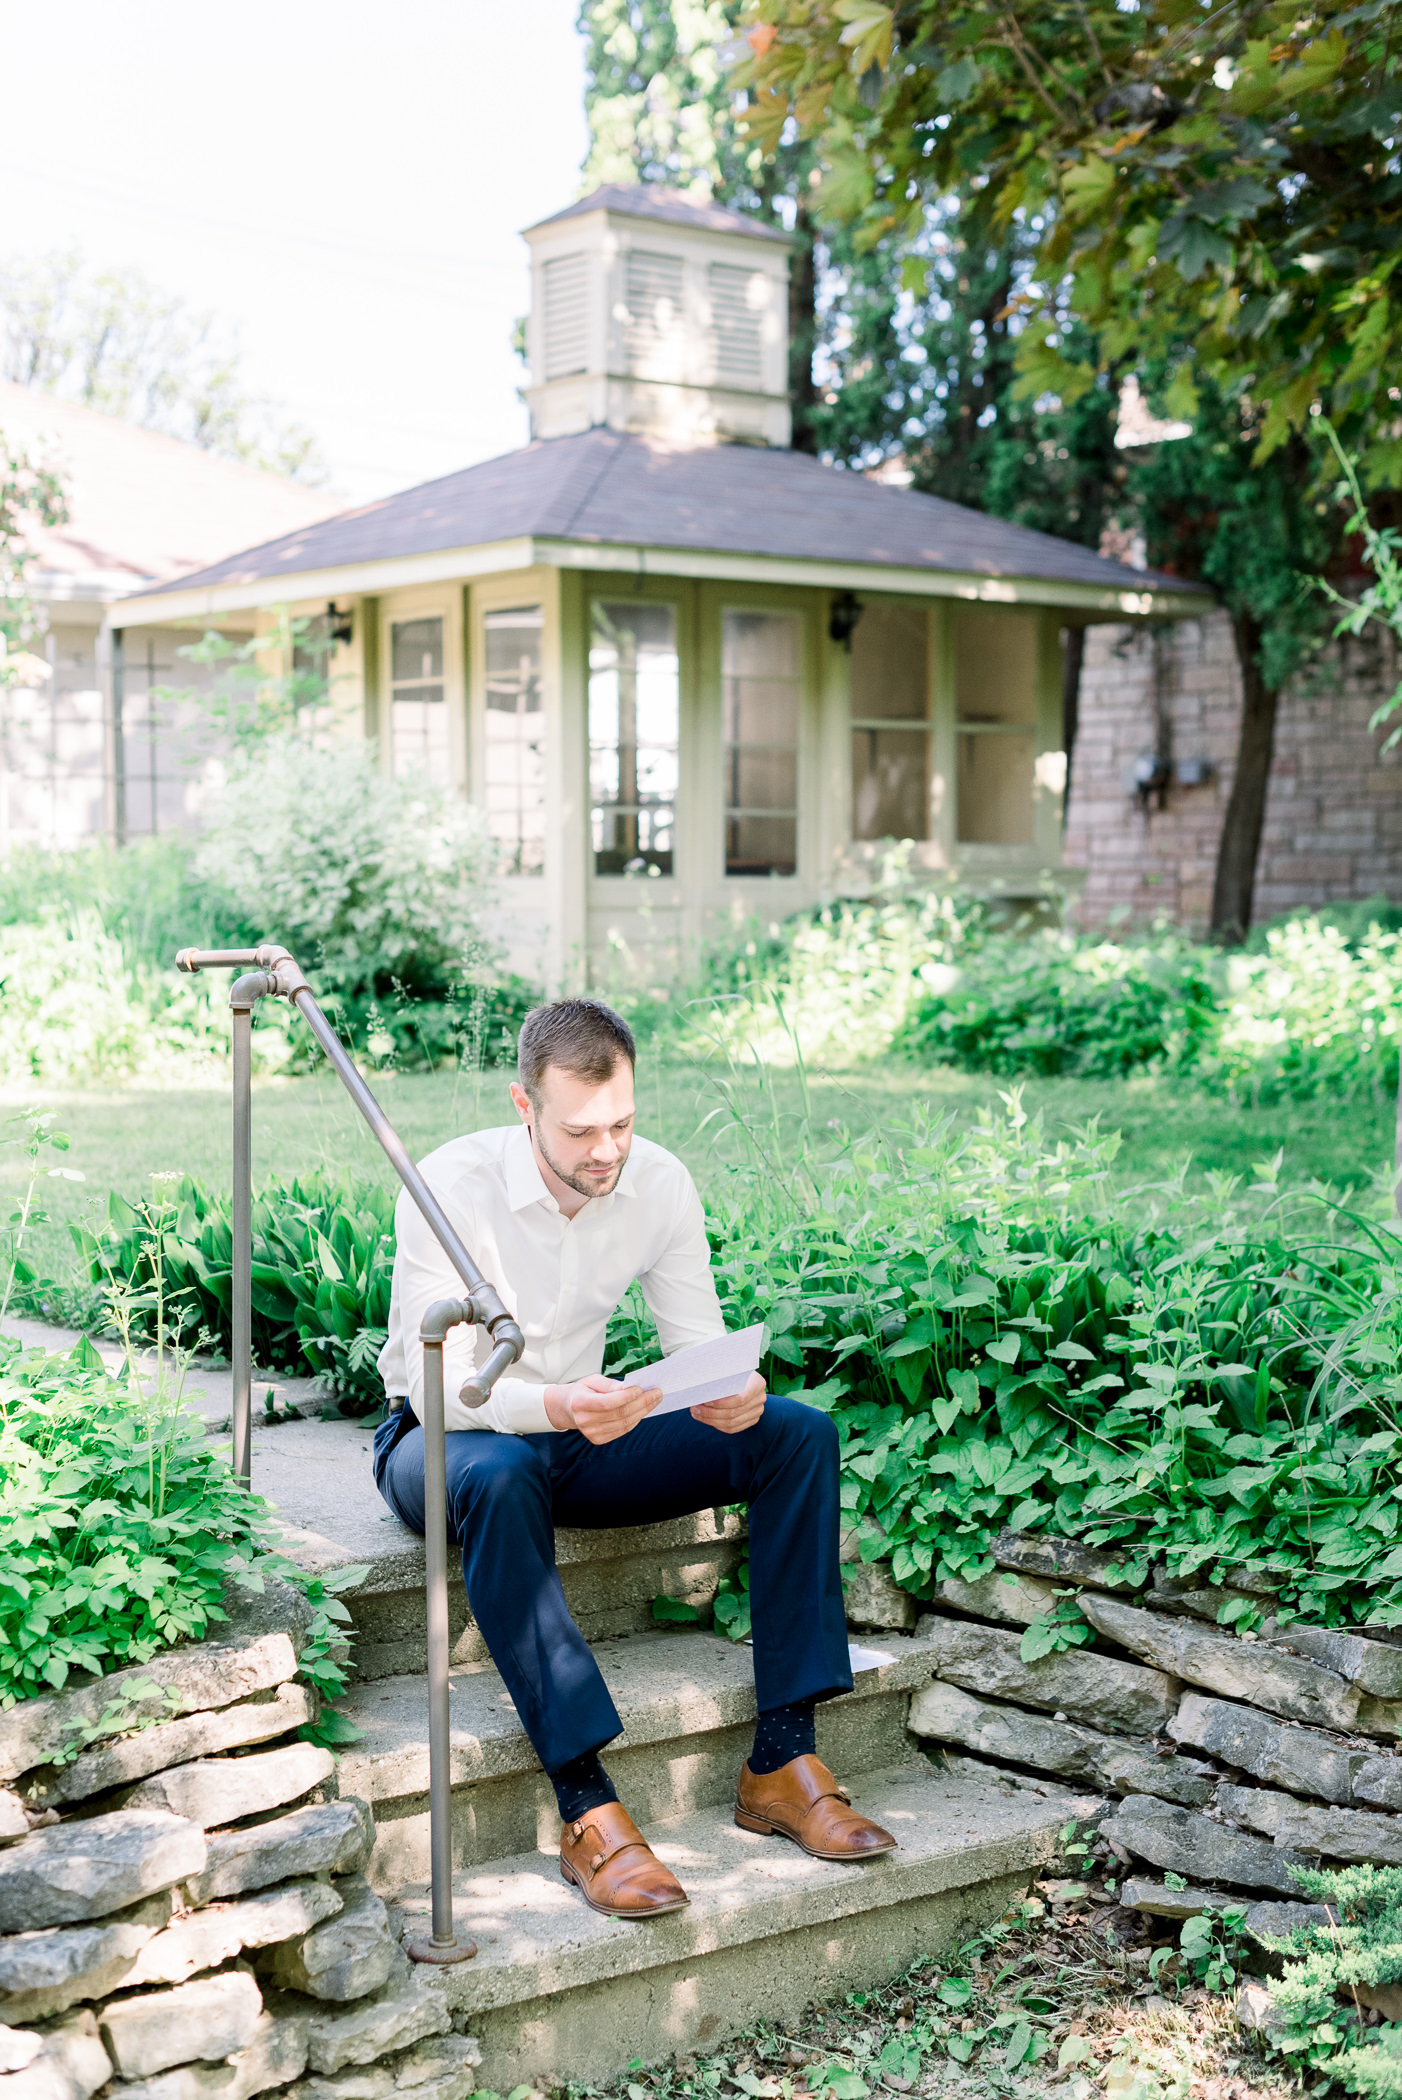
left=0, top=432, right=65, bottom=686
left=743, top=0, right=1402, bottom=482
left=0, top=251, right=325, bottom=483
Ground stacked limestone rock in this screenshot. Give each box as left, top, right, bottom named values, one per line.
left=885, top=1530, right=1402, bottom=1934
left=0, top=1620, right=480, bottom=2100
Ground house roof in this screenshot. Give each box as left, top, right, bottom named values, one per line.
left=118, top=428, right=1205, bottom=622
left=0, top=381, right=339, bottom=603
left=524, top=184, right=791, bottom=246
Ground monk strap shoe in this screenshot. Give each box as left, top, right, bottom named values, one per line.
left=559, top=1801, right=690, bottom=1919
left=734, top=1754, right=897, bottom=1862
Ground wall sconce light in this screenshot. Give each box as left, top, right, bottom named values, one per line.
left=1121, top=752, right=1171, bottom=811
left=326, top=601, right=354, bottom=648
left=829, top=590, right=864, bottom=650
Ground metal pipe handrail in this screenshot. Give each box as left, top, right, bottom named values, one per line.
left=177, top=941, right=524, bottom=1967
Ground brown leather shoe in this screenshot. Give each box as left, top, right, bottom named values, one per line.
left=559, top=1802, right=689, bottom=1920
left=735, top=1754, right=897, bottom=1862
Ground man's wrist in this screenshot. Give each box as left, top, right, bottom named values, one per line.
left=543, top=1384, right=577, bottom=1432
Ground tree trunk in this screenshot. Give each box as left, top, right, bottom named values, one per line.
left=788, top=199, right=819, bottom=454
left=1060, top=624, right=1085, bottom=826
left=1210, top=612, right=1280, bottom=943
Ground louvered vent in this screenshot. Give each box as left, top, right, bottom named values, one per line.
left=543, top=254, right=589, bottom=379
left=624, top=250, right=685, bottom=379
left=709, top=264, right=764, bottom=386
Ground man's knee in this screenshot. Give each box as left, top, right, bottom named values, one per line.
left=761, top=1395, right=840, bottom=1466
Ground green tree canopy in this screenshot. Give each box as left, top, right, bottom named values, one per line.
left=744, top=0, right=1402, bottom=483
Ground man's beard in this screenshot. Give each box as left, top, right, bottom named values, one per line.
left=533, top=1127, right=627, bottom=1200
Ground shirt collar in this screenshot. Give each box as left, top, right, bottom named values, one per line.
left=503, top=1122, right=640, bottom=1211
left=505, top=1123, right=555, bottom=1212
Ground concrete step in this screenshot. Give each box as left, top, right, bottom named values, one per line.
left=387, top=1760, right=1097, bottom=2088
left=345, top=1626, right=942, bottom=1886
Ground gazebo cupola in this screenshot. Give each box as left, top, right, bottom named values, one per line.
left=520, top=186, right=793, bottom=449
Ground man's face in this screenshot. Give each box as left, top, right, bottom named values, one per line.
left=510, top=1062, right=636, bottom=1201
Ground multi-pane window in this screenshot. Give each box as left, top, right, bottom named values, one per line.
left=589, top=602, right=678, bottom=876
left=390, top=617, right=449, bottom=779
left=722, top=610, right=799, bottom=877
left=849, top=603, right=930, bottom=841
left=484, top=606, right=546, bottom=876
left=955, top=608, right=1038, bottom=846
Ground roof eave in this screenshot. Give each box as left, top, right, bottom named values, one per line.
left=108, top=532, right=1214, bottom=629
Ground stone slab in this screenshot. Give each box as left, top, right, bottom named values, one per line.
left=0, top=1894, right=174, bottom=2022
left=347, top=1625, right=941, bottom=1885
left=1218, top=1782, right=1402, bottom=1864
left=1103, top=1801, right=1307, bottom=1895
left=1097, top=1751, right=1215, bottom=1807
left=0, top=1790, right=28, bottom=1843
left=1244, top=1900, right=1337, bottom=1940
left=1354, top=1756, right=1402, bottom=1810
left=263, top=1877, right=396, bottom=2002
left=100, top=1971, right=264, bottom=2080
left=303, top=1976, right=451, bottom=2075
left=184, top=1798, right=374, bottom=1907
left=842, top=1564, right=918, bottom=1632
left=991, top=1530, right=1141, bottom=1592
left=30, top=1686, right=316, bottom=1810
left=129, top=1881, right=345, bottom=1988
left=1169, top=1691, right=1367, bottom=1807
left=0, top=1811, right=206, bottom=1931
left=909, top=1681, right=1116, bottom=1784
left=1079, top=1595, right=1360, bottom=1732
left=388, top=1760, right=1091, bottom=2089
left=1121, top=1877, right=1241, bottom=1919
left=123, top=1744, right=335, bottom=1827
left=933, top=1571, right=1059, bottom=1628
left=916, top=1614, right=1176, bottom=1734
left=285, top=2033, right=482, bottom=2100
left=0, top=1637, right=298, bottom=1786
left=1, top=2009, right=112, bottom=2100
left=105, top=2008, right=312, bottom=2100
left=1261, top=1623, right=1402, bottom=1701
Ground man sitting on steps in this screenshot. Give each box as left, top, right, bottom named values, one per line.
left=373, top=997, right=895, bottom=1921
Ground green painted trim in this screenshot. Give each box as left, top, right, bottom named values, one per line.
left=361, top=595, right=382, bottom=744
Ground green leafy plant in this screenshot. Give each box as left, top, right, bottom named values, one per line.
left=1176, top=1905, right=1247, bottom=1994
left=1, top=1107, right=84, bottom=1320
left=1019, top=1589, right=1092, bottom=1665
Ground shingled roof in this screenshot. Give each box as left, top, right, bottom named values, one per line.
left=524, top=184, right=791, bottom=245
left=122, top=430, right=1201, bottom=617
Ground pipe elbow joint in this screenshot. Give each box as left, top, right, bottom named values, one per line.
left=256, top=944, right=312, bottom=1001
left=421, top=1297, right=474, bottom=1344
left=229, top=969, right=276, bottom=1011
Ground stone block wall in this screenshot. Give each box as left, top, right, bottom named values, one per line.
left=908, top=1529, right=1402, bottom=1931
left=0, top=1623, right=479, bottom=2100
left=1065, top=612, right=1402, bottom=932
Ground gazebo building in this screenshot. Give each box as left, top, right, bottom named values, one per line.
left=114, top=186, right=1207, bottom=985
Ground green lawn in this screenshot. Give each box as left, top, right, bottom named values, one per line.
left=3, top=1055, right=1391, bottom=1292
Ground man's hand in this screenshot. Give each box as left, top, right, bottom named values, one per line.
left=692, top=1370, right=766, bottom=1435
left=545, top=1373, right=662, bottom=1445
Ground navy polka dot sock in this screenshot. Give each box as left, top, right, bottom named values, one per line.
left=749, top=1697, right=817, bottom=1775
left=549, top=1750, right=618, bottom=1825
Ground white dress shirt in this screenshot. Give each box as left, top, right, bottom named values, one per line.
left=377, top=1123, right=725, bottom=1435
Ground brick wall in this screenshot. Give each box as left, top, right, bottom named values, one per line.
left=1064, top=609, right=1402, bottom=931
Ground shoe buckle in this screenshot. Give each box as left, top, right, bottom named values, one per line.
left=571, top=1821, right=583, bottom=1840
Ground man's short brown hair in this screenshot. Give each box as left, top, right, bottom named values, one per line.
left=517, top=999, right=636, bottom=1105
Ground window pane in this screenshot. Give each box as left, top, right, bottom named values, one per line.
left=721, top=610, right=800, bottom=878
left=852, top=728, right=930, bottom=841
left=391, top=617, right=443, bottom=684
left=957, top=732, right=1035, bottom=845
left=589, top=601, right=678, bottom=875
left=850, top=603, right=928, bottom=721
left=483, top=607, right=545, bottom=876
left=955, top=607, right=1038, bottom=726
left=391, top=695, right=449, bottom=779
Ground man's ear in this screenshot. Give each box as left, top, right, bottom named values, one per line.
left=508, top=1081, right=533, bottom=1126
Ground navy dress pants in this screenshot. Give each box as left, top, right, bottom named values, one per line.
left=372, top=1397, right=853, bottom=1775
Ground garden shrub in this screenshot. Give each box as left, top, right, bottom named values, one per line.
left=0, top=1332, right=287, bottom=1701
left=1262, top=1864, right=1402, bottom=2091
left=74, top=1172, right=398, bottom=1413
left=194, top=737, right=495, bottom=1006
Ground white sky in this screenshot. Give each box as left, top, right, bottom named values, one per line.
left=2, top=0, right=590, bottom=503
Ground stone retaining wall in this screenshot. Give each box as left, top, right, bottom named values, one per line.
left=0, top=1601, right=480, bottom=2100
left=889, top=1529, right=1402, bottom=1934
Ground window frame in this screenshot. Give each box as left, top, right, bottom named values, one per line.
left=587, top=593, right=683, bottom=883
left=378, top=589, right=464, bottom=794
left=847, top=597, right=935, bottom=848
left=719, top=601, right=805, bottom=882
